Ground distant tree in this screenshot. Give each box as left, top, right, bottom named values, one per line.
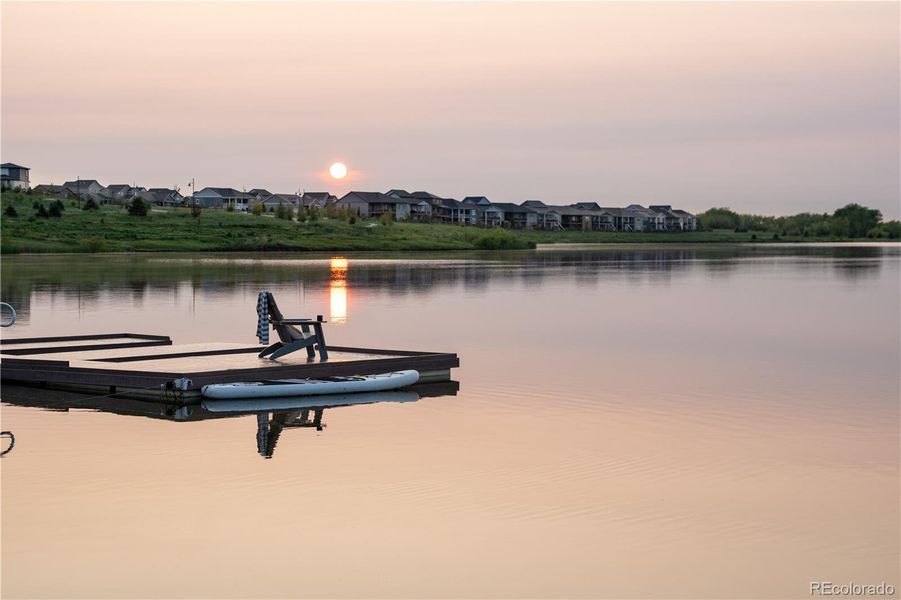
left=297, top=205, right=308, bottom=221
left=48, top=202, right=63, bottom=217
left=275, top=202, right=291, bottom=220
left=833, top=204, right=882, bottom=238
left=35, top=204, right=49, bottom=218
left=4, top=205, right=18, bottom=218
left=50, top=199, right=65, bottom=213
left=82, top=197, right=99, bottom=211
left=128, top=197, right=148, bottom=217
left=308, top=206, right=319, bottom=221
left=697, top=207, right=740, bottom=230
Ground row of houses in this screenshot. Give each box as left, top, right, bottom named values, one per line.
left=31, top=179, right=186, bottom=207
left=9, top=162, right=696, bottom=232
left=334, top=190, right=698, bottom=231
left=28, top=178, right=336, bottom=213
left=192, top=187, right=337, bottom=211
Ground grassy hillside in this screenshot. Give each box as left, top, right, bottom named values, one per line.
left=0, top=191, right=880, bottom=254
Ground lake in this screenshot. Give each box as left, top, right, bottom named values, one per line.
left=1, top=245, right=899, bottom=599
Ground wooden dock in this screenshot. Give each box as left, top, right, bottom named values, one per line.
left=0, top=333, right=459, bottom=401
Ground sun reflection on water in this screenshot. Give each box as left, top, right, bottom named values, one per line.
left=330, top=257, right=348, bottom=324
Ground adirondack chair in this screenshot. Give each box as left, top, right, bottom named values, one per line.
left=258, top=292, right=329, bottom=361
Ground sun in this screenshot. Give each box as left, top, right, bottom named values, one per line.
left=329, top=162, right=348, bottom=179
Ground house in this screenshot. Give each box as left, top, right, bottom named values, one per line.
left=62, top=179, right=105, bottom=198
left=192, top=187, right=254, bottom=210
left=261, top=193, right=302, bottom=213
left=406, top=191, right=447, bottom=213
left=572, top=202, right=601, bottom=211
left=437, top=198, right=477, bottom=225
left=248, top=188, right=273, bottom=200
left=626, top=205, right=666, bottom=231
left=103, top=184, right=134, bottom=201
left=140, top=188, right=184, bottom=206
left=598, top=207, right=637, bottom=231
left=671, top=209, right=697, bottom=231
left=462, top=197, right=503, bottom=227
left=1, top=163, right=30, bottom=190
left=492, top=203, right=539, bottom=229
left=410, top=200, right=432, bottom=220
left=552, top=206, right=605, bottom=231
left=521, top=201, right=562, bottom=230
left=649, top=205, right=691, bottom=231
left=32, top=184, right=66, bottom=196
left=335, top=191, right=412, bottom=220
left=385, top=190, right=441, bottom=221
left=301, top=192, right=337, bottom=209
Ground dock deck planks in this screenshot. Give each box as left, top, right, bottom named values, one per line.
left=0, top=333, right=459, bottom=399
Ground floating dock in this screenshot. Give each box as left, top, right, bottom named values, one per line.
left=0, top=333, right=459, bottom=401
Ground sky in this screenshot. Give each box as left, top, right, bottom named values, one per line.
left=2, top=1, right=899, bottom=217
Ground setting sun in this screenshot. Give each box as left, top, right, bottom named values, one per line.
left=329, top=162, right=347, bottom=179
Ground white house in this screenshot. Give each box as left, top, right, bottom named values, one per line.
left=1, top=163, right=30, bottom=190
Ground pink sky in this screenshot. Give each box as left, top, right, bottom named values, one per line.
left=2, top=2, right=898, bottom=217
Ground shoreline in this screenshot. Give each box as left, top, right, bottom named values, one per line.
left=2, top=193, right=896, bottom=255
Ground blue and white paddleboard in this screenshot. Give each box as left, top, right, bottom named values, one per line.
left=200, top=369, right=420, bottom=400
left=202, top=390, right=420, bottom=413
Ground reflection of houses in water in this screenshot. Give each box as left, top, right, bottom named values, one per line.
left=329, top=257, right=348, bottom=324
left=1, top=247, right=889, bottom=313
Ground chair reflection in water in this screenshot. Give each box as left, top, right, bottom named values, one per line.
left=256, top=409, right=325, bottom=459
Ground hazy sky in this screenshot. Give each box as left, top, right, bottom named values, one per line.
left=2, top=2, right=898, bottom=217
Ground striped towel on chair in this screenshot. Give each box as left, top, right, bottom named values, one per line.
left=256, top=290, right=269, bottom=345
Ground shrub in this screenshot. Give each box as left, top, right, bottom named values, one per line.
left=475, top=229, right=531, bottom=250
left=225, top=203, right=235, bottom=213
left=48, top=202, right=63, bottom=217
left=82, top=197, right=99, bottom=210
left=308, top=206, right=319, bottom=221
left=378, top=212, right=394, bottom=226
left=50, top=199, right=65, bottom=213
left=275, top=202, right=292, bottom=220
left=127, top=197, right=148, bottom=216
left=251, top=203, right=264, bottom=216
left=35, top=204, right=49, bottom=218
left=4, top=205, right=17, bottom=218
left=348, top=214, right=357, bottom=225
left=79, top=237, right=107, bottom=253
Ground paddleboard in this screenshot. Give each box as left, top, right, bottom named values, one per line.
left=201, top=369, right=420, bottom=399
left=202, top=390, right=420, bottom=413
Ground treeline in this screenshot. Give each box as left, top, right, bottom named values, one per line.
left=697, top=204, right=900, bottom=239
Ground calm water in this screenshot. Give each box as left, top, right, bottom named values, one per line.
left=1, top=245, right=899, bottom=599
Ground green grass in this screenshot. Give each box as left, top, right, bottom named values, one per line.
left=0, top=191, right=877, bottom=254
